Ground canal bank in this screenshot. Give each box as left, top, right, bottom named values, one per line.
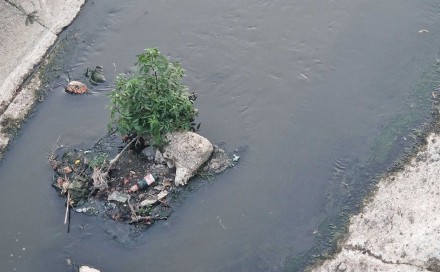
left=0, top=0, right=85, bottom=158
left=309, top=131, right=440, bottom=271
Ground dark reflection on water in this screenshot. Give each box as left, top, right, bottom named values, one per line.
left=1, top=1, right=440, bottom=271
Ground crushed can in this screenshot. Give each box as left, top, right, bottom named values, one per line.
left=129, top=173, right=156, bottom=193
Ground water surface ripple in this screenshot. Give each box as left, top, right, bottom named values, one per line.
left=1, top=1, right=440, bottom=271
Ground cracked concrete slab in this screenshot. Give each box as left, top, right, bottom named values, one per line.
left=5, top=0, right=86, bottom=33
left=0, top=1, right=56, bottom=113
left=309, top=133, right=440, bottom=272
left=0, top=0, right=85, bottom=156
left=313, top=249, right=426, bottom=272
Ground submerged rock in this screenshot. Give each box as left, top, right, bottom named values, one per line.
left=200, top=145, right=234, bottom=175
left=163, top=131, right=213, bottom=186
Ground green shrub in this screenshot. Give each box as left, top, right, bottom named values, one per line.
left=109, top=48, right=197, bottom=147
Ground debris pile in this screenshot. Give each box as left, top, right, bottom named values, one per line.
left=49, top=133, right=236, bottom=227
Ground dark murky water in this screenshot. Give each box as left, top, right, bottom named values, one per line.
left=2, top=1, right=440, bottom=271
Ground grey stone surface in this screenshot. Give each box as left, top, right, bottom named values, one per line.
left=309, top=133, right=440, bottom=272
left=163, top=131, right=214, bottom=186
left=0, top=1, right=56, bottom=113
left=313, top=250, right=425, bottom=272
left=141, top=145, right=156, bottom=161
left=5, top=0, right=85, bottom=33
left=0, top=71, right=40, bottom=151
left=0, top=0, right=85, bottom=156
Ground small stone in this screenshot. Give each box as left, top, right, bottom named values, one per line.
left=141, top=146, right=156, bottom=160
left=108, top=191, right=129, bottom=203
left=232, top=154, right=240, bottom=162
left=65, top=81, right=88, bottom=94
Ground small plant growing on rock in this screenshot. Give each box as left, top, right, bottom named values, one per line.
left=109, top=48, right=198, bottom=147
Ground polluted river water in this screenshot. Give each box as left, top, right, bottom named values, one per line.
left=2, top=1, right=440, bottom=271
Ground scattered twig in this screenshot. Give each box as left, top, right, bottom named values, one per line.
left=157, top=199, right=172, bottom=208
left=63, top=173, right=72, bottom=232
left=48, top=135, right=69, bottom=170
left=92, top=167, right=109, bottom=189
left=95, top=128, right=118, bottom=145
left=129, top=216, right=152, bottom=225
left=49, top=135, right=62, bottom=159
left=127, top=197, right=137, bottom=219
left=64, top=190, right=70, bottom=225
left=109, top=137, right=136, bottom=168
left=92, top=137, right=136, bottom=189
left=127, top=197, right=152, bottom=224
left=145, top=192, right=173, bottom=208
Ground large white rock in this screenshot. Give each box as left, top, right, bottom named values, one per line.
left=163, top=131, right=213, bottom=186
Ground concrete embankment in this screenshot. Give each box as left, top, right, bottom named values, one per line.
left=309, top=133, right=440, bottom=271
left=0, top=0, right=85, bottom=157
